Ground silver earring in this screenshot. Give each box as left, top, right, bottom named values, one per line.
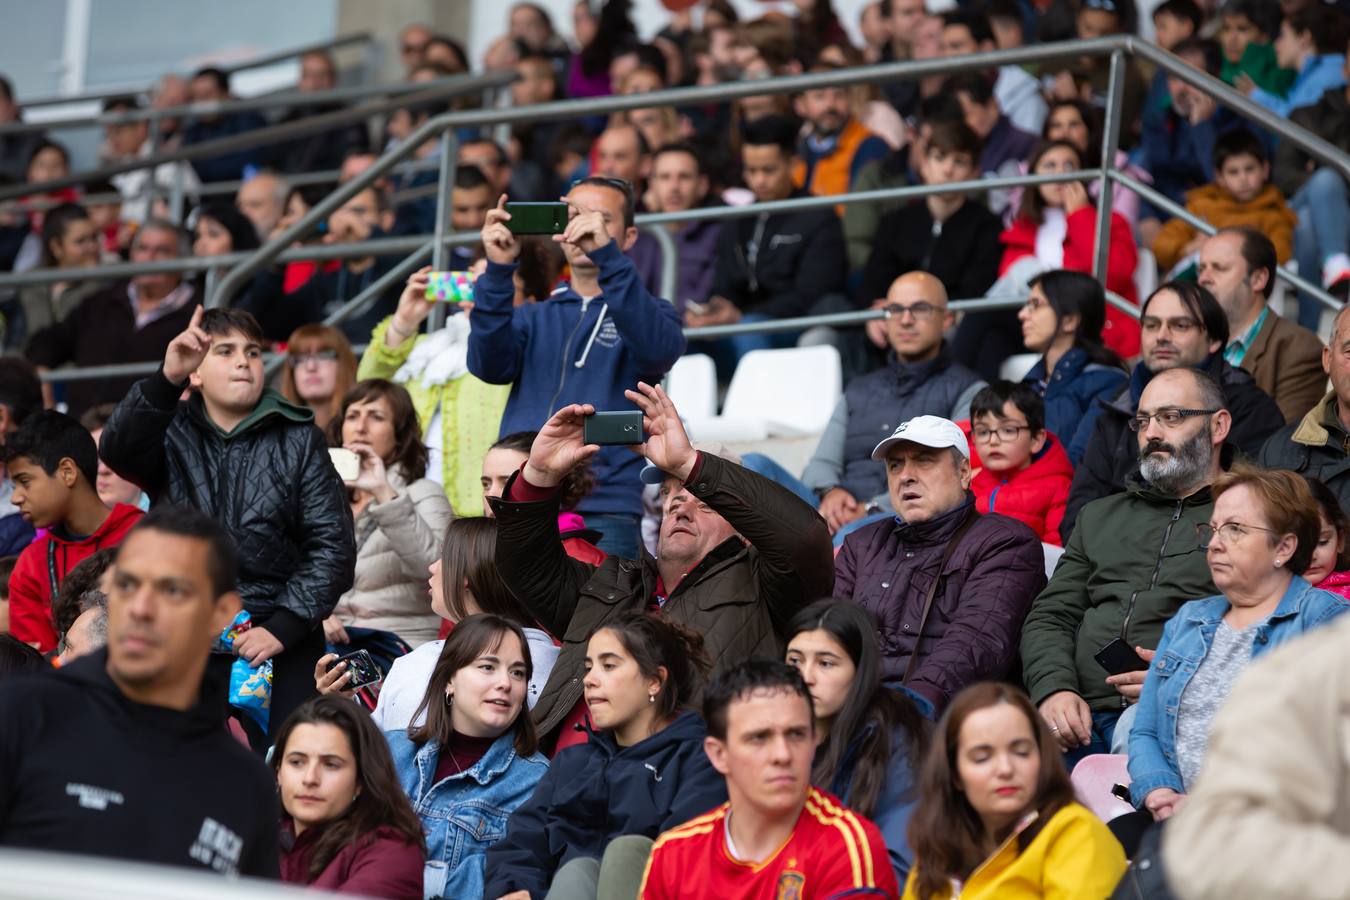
left=648, top=693, right=656, bottom=704
left=1275, top=559, right=1283, bottom=568
left=445, top=692, right=453, bottom=706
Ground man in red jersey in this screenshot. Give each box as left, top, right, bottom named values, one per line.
left=639, top=660, right=898, bottom=900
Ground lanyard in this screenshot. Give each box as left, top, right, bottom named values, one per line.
left=47, top=540, right=59, bottom=600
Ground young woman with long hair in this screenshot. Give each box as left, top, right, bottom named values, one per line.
left=384, top=614, right=550, bottom=900
left=484, top=614, right=728, bottom=900
left=1016, top=269, right=1128, bottom=465
left=273, top=695, right=424, bottom=898
left=904, top=683, right=1125, bottom=899
left=785, top=600, right=931, bottom=884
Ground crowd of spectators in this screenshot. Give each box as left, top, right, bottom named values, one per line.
left=0, top=0, right=1349, bottom=897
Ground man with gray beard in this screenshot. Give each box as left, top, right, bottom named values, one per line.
left=1021, top=367, right=1230, bottom=762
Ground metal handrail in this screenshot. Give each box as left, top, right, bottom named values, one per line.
left=208, top=36, right=1140, bottom=311
left=0, top=75, right=510, bottom=136
left=0, top=71, right=513, bottom=203
left=18, top=33, right=376, bottom=109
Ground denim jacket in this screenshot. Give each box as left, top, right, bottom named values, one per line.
left=1128, top=576, right=1348, bottom=804
left=384, top=729, right=548, bottom=900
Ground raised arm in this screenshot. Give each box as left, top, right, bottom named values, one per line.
left=468, top=196, right=527, bottom=384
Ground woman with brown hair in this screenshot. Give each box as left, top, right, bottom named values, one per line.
left=281, top=324, right=358, bottom=431
left=383, top=614, right=549, bottom=900
left=903, top=682, right=1125, bottom=899
left=274, top=695, right=424, bottom=898
left=322, top=379, right=452, bottom=648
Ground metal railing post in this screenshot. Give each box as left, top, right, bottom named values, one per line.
left=427, top=128, right=459, bottom=333
left=1093, top=50, right=1127, bottom=285
left=644, top=224, right=679, bottom=304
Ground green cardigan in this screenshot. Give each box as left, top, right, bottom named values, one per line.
left=358, top=316, right=509, bottom=517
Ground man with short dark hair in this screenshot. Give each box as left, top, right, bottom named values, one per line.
left=448, top=165, right=493, bottom=268
left=470, top=178, right=685, bottom=557
left=103, top=94, right=201, bottom=225
left=793, top=63, right=890, bottom=198
left=267, top=49, right=369, bottom=174
left=100, top=307, right=355, bottom=746
left=592, top=125, right=664, bottom=296
left=1198, top=227, right=1324, bottom=422
left=1024, top=367, right=1229, bottom=759
left=698, top=115, right=846, bottom=370
left=0, top=505, right=279, bottom=876
left=948, top=73, right=1038, bottom=178
left=639, top=660, right=897, bottom=899
left=27, top=219, right=199, bottom=417
left=0, top=73, right=44, bottom=182
left=649, top=144, right=721, bottom=313
left=181, top=67, right=267, bottom=183
left=0, top=359, right=42, bottom=556
left=878, top=0, right=930, bottom=118
left=939, top=10, right=1047, bottom=132
left=1062, top=282, right=1284, bottom=540
left=242, top=185, right=402, bottom=342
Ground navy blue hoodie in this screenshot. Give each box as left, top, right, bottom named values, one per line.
left=483, top=709, right=727, bottom=899
left=468, top=240, right=686, bottom=516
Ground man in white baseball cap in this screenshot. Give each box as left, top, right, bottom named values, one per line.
left=833, top=413, right=1046, bottom=711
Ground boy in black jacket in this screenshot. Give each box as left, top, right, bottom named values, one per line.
left=0, top=506, right=279, bottom=877
left=100, top=307, right=354, bottom=746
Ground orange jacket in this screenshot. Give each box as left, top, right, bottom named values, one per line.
left=1152, top=183, right=1297, bottom=273
left=793, top=118, right=889, bottom=199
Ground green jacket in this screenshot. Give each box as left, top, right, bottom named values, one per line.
left=842, top=156, right=912, bottom=271
left=1021, top=474, right=1217, bottom=713
left=358, top=316, right=509, bottom=517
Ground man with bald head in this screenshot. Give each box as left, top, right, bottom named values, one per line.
left=235, top=172, right=287, bottom=240
left=399, top=23, right=434, bottom=75
left=802, top=272, right=985, bottom=537
left=1023, top=366, right=1229, bottom=760
left=1197, top=227, right=1324, bottom=423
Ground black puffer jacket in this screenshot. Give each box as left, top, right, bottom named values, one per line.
left=100, top=370, right=355, bottom=648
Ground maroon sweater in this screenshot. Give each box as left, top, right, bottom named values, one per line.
left=279, top=821, right=423, bottom=898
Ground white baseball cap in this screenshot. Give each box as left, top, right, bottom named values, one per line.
left=871, top=415, right=970, bottom=462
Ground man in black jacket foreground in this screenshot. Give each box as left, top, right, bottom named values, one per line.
left=100, top=307, right=355, bottom=747
left=0, top=506, right=280, bottom=878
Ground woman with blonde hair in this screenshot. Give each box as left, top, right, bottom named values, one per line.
left=281, top=324, right=358, bottom=431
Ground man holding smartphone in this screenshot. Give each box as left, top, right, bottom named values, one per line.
left=1021, top=367, right=1229, bottom=762
left=468, top=179, right=685, bottom=558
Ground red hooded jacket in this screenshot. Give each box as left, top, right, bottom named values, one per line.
left=1000, top=206, right=1140, bottom=360
left=9, top=503, right=142, bottom=652
left=972, top=436, right=1074, bottom=546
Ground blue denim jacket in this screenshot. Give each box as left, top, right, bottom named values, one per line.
left=1128, top=576, right=1348, bottom=804
left=384, top=729, right=548, bottom=900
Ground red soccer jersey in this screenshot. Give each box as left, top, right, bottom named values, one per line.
left=639, top=787, right=899, bottom=900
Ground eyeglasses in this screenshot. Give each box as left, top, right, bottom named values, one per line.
left=1022, top=295, right=1050, bottom=312
left=402, top=42, right=428, bottom=54
left=290, top=350, right=338, bottom=366
left=972, top=424, right=1031, bottom=442
left=1140, top=316, right=1201, bottom=334
left=1127, top=408, right=1219, bottom=431
left=884, top=302, right=940, bottom=322
left=1196, top=521, right=1279, bottom=549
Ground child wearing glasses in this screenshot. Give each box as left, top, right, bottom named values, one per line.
left=969, top=381, right=1073, bottom=546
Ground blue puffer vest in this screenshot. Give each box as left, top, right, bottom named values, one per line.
left=841, top=344, right=983, bottom=502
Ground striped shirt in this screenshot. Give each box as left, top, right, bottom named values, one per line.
left=639, top=787, right=898, bottom=900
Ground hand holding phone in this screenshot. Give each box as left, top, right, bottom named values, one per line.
left=328, top=447, right=360, bottom=482
left=505, top=202, right=569, bottom=235
left=583, top=410, right=644, bottom=445
left=327, top=649, right=382, bottom=691
left=425, top=270, right=476, bottom=302
left=1093, top=637, right=1149, bottom=676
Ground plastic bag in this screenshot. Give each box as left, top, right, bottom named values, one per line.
left=217, top=611, right=272, bottom=732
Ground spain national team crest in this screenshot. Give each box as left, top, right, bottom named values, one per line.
left=775, top=870, right=805, bottom=900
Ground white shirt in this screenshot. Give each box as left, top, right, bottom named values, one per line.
left=1034, top=208, right=1068, bottom=269
left=371, top=627, right=560, bottom=731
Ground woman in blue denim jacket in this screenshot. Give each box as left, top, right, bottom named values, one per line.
left=1128, top=467, right=1349, bottom=821
left=784, top=601, right=931, bottom=886
left=384, top=614, right=549, bottom=900
left=1017, top=270, right=1127, bottom=466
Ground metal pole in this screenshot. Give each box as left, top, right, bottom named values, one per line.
left=169, top=160, right=186, bottom=224
left=144, top=115, right=161, bottom=223
left=644, top=224, right=679, bottom=304
left=427, top=128, right=459, bottom=333
left=1093, top=50, right=1126, bottom=285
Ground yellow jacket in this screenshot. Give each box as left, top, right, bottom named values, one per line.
left=902, top=803, right=1125, bottom=900
left=1152, top=183, right=1297, bottom=272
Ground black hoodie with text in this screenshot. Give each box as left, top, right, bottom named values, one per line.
left=0, top=649, right=279, bottom=878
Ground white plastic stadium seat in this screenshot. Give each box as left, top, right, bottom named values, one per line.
left=1042, top=542, right=1065, bottom=579
left=685, top=345, right=843, bottom=443
left=1134, top=247, right=1158, bottom=302
left=664, top=354, right=717, bottom=423
left=1000, top=353, right=1040, bottom=382
left=1071, top=754, right=1136, bottom=823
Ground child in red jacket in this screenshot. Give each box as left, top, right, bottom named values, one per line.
left=968, top=381, right=1073, bottom=546
left=1, top=411, right=141, bottom=652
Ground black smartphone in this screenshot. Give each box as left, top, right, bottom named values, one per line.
left=1093, top=638, right=1149, bottom=675
left=328, top=649, right=382, bottom=690
left=583, top=410, right=644, bottom=445
left=505, top=201, right=569, bottom=235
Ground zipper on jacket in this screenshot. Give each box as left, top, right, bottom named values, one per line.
left=545, top=296, right=592, bottom=417
left=1120, top=500, right=1184, bottom=645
